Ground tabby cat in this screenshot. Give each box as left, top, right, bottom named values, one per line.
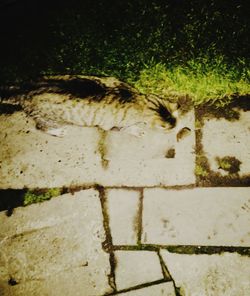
left=0, top=75, right=179, bottom=137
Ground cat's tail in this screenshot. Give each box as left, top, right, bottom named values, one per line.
left=0, top=85, right=26, bottom=106
left=0, top=80, right=48, bottom=106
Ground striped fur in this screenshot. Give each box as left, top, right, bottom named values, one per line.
left=0, top=75, right=178, bottom=135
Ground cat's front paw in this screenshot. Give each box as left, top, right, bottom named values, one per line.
left=120, top=124, right=146, bottom=137
left=46, top=127, right=68, bottom=137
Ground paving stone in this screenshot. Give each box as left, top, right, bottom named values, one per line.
left=160, top=250, right=250, bottom=296
left=0, top=112, right=102, bottom=189
left=115, top=281, right=176, bottom=296
left=114, top=251, right=164, bottom=291
left=0, top=267, right=107, bottom=296
left=202, top=110, right=250, bottom=176
left=106, top=189, right=140, bottom=245
left=103, top=109, right=195, bottom=186
left=142, top=188, right=250, bottom=246
left=0, top=189, right=112, bottom=296
left=0, top=109, right=195, bottom=188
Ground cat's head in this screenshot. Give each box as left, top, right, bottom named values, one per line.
left=147, top=94, right=180, bottom=130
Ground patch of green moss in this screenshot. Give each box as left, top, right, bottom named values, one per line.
left=195, top=164, right=209, bottom=177
left=23, top=188, right=61, bottom=206
left=195, top=154, right=210, bottom=178
left=216, top=156, right=241, bottom=174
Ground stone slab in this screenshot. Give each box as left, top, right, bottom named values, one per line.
left=0, top=109, right=195, bottom=188
left=202, top=110, right=250, bottom=176
left=142, top=188, right=250, bottom=246
left=115, top=281, right=176, bottom=296
left=106, top=189, right=140, bottom=245
left=114, top=251, right=163, bottom=291
left=102, top=109, right=195, bottom=186
left=160, top=250, right=250, bottom=296
left=0, top=112, right=102, bottom=189
left=0, top=189, right=112, bottom=296
left=0, top=267, right=107, bottom=296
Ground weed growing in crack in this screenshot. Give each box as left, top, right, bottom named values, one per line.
left=216, top=156, right=241, bottom=174
left=23, top=188, right=62, bottom=206
left=195, top=165, right=209, bottom=177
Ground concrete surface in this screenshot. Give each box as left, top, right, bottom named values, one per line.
left=0, top=112, right=102, bottom=189
left=103, top=109, right=195, bottom=186
left=0, top=109, right=195, bottom=188
left=106, top=189, right=140, bottom=245
left=0, top=190, right=112, bottom=296
left=0, top=93, right=250, bottom=296
left=160, top=250, right=250, bottom=296
left=142, top=187, right=250, bottom=246
left=114, top=251, right=163, bottom=291
left=202, top=110, right=250, bottom=176
left=113, top=281, right=176, bottom=296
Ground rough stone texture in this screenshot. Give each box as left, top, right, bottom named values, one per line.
left=160, top=250, right=250, bottom=296
left=0, top=112, right=102, bottom=189
left=0, top=109, right=195, bottom=188
left=1, top=98, right=249, bottom=295
left=202, top=110, right=250, bottom=176
left=0, top=189, right=112, bottom=296
left=142, top=188, right=250, bottom=246
left=114, top=281, right=176, bottom=296
left=103, top=109, right=195, bottom=186
left=106, top=189, right=140, bottom=245
left=114, top=251, right=164, bottom=291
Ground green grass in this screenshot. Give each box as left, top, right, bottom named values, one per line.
left=23, top=188, right=61, bottom=206
left=1, top=2, right=249, bottom=107
left=130, top=57, right=250, bottom=107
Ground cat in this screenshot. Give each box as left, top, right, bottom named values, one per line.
left=0, top=75, right=179, bottom=137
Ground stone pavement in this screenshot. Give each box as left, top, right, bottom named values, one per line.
left=0, top=98, right=250, bottom=295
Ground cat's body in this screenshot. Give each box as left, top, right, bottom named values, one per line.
left=0, top=75, right=179, bottom=136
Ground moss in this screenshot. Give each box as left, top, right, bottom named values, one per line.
left=23, top=188, right=62, bottom=206
left=166, top=246, right=250, bottom=256
left=216, top=156, right=241, bottom=174
left=195, top=164, right=209, bottom=177
left=195, top=119, right=203, bottom=129
left=195, top=118, right=250, bottom=186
